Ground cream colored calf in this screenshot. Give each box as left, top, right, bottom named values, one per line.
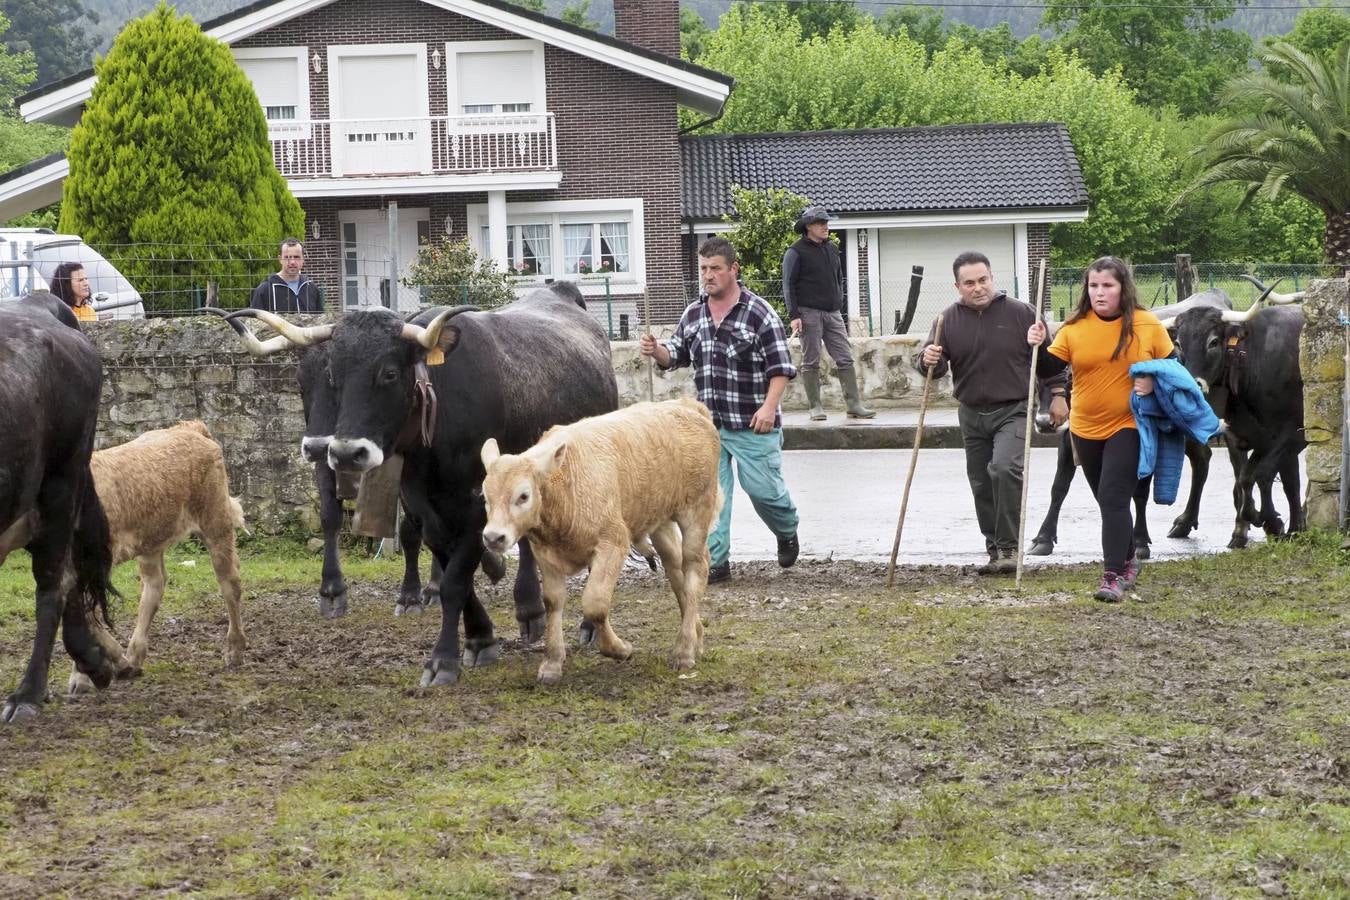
left=480, top=398, right=721, bottom=684
left=70, top=421, right=246, bottom=693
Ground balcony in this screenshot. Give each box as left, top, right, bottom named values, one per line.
left=267, top=113, right=558, bottom=179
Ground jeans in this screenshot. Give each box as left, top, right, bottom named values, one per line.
left=708, top=426, right=800, bottom=567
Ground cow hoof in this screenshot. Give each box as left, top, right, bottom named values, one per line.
left=420, top=585, right=441, bottom=606
left=462, top=639, right=501, bottom=668
left=537, top=662, right=563, bottom=685
left=480, top=550, right=507, bottom=584
left=1167, top=519, right=1197, bottom=539
left=600, top=639, right=633, bottom=662
left=578, top=618, right=597, bottom=647
left=1228, top=534, right=1249, bottom=550
left=519, top=613, right=546, bottom=643
left=394, top=601, right=425, bottom=617
left=318, top=592, right=349, bottom=619
left=67, top=671, right=95, bottom=696
left=1, top=700, right=40, bottom=724
left=1134, top=543, right=1151, bottom=561
left=671, top=649, right=696, bottom=671
left=419, top=658, right=460, bottom=688
left=1027, top=539, right=1054, bottom=557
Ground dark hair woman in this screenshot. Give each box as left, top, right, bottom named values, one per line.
left=1025, top=256, right=1174, bottom=602
left=50, top=261, right=96, bottom=322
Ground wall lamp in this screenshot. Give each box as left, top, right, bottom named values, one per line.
left=311, top=51, right=322, bottom=74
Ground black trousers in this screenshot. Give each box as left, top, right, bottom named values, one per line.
left=1071, top=429, right=1140, bottom=574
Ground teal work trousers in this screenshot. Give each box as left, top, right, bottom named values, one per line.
left=708, top=426, right=800, bottom=567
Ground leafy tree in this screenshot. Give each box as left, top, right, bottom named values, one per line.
left=1276, top=6, right=1350, bottom=57
left=717, top=184, right=810, bottom=316
left=59, top=3, right=303, bottom=306
left=0, top=10, right=34, bottom=110
left=691, top=8, right=1175, bottom=262
left=1180, top=41, right=1350, bottom=265
left=401, top=236, right=515, bottom=308
left=1041, top=0, right=1253, bottom=116
left=507, top=0, right=545, bottom=11
left=877, top=5, right=945, bottom=53
left=560, top=0, right=599, bottom=31
left=740, top=0, right=863, bottom=41
left=681, top=7, right=712, bottom=61
left=0, top=0, right=99, bottom=85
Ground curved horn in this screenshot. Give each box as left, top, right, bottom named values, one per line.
left=1239, top=273, right=1304, bottom=304
left=202, top=307, right=294, bottom=357
left=1221, top=281, right=1283, bottom=323
left=227, top=307, right=334, bottom=347
left=400, top=305, right=479, bottom=349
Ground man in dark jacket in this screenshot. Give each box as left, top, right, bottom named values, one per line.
left=782, top=206, right=874, bottom=420
left=917, top=251, right=1067, bottom=574
left=249, top=238, right=323, bottom=313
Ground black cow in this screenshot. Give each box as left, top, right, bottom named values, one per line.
left=0, top=296, right=120, bottom=721
left=1168, top=284, right=1306, bottom=548
left=1028, top=290, right=1231, bottom=557
left=218, top=283, right=618, bottom=687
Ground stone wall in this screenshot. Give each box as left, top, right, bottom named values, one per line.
left=87, top=318, right=949, bottom=534
left=1299, top=278, right=1350, bottom=529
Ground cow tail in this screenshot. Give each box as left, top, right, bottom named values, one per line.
left=72, top=470, right=119, bottom=622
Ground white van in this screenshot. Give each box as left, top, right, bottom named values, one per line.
left=0, top=228, right=145, bottom=319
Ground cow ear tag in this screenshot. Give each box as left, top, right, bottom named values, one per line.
left=425, top=346, right=445, bottom=366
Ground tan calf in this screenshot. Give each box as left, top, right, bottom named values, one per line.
left=480, top=398, right=721, bottom=684
left=70, top=421, right=246, bottom=693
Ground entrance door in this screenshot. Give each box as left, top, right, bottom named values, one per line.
left=338, top=208, right=430, bottom=312
left=333, top=51, right=428, bottom=176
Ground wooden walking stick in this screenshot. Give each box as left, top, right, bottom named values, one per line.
left=644, top=288, right=655, bottom=402
left=887, top=313, right=943, bottom=588
left=1015, top=260, right=1051, bottom=589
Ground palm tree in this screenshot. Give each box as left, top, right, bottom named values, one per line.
left=1180, top=41, right=1350, bottom=267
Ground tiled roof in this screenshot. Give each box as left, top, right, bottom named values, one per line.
left=681, top=122, right=1088, bottom=220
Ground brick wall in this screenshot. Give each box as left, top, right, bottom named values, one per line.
left=236, top=0, right=689, bottom=321
left=613, top=0, right=679, bottom=57
left=1028, top=222, right=1051, bottom=306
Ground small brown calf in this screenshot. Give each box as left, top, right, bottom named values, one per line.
left=70, top=421, right=246, bottom=693
left=480, top=398, right=721, bottom=684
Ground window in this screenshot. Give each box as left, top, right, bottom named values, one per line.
left=472, top=202, right=640, bottom=284
left=447, top=41, right=545, bottom=118
left=234, top=49, right=309, bottom=134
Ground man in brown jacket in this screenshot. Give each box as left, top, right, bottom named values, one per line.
left=917, top=251, right=1067, bottom=574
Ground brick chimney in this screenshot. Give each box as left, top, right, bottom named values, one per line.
left=612, top=0, right=679, bottom=58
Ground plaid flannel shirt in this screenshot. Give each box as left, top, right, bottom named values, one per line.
left=662, top=286, right=797, bottom=431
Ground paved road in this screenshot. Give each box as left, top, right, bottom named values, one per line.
left=725, top=447, right=1304, bottom=567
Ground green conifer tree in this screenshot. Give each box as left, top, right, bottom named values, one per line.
left=59, top=2, right=302, bottom=309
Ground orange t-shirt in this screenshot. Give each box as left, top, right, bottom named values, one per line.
left=1048, top=308, right=1173, bottom=440
left=73, top=303, right=96, bottom=322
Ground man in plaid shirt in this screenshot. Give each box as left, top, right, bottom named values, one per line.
left=640, top=236, right=801, bottom=584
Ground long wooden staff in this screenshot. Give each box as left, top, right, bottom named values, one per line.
left=644, top=288, right=655, bottom=402
left=1015, top=260, right=1050, bottom=588
left=887, top=313, right=943, bottom=588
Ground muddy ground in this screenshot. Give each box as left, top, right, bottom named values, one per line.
left=0, top=549, right=1346, bottom=897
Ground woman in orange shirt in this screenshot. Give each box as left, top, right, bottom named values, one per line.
left=50, top=262, right=97, bottom=322
left=1027, top=256, right=1174, bottom=602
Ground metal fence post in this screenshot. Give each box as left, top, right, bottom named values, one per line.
left=604, top=276, right=613, bottom=338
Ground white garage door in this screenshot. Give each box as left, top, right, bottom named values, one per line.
left=876, top=225, right=1018, bottom=336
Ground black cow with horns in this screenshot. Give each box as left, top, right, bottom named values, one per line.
left=1159, top=276, right=1307, bottom=548
left=216, top=283, right=619, bottom=687
left=1, top=294, right=121, bottom=721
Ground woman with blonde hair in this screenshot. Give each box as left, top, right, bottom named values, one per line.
left=1027, top=256, right=1174, bottom=602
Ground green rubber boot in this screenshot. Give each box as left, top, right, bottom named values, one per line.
left=801, top=369, right=826, bottom=421
left=839, top=367, right=876, bottom=419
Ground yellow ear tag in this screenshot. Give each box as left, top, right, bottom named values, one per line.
left=425, top=346, right=445, bottom=366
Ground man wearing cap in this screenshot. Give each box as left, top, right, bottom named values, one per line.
left=782, top=205, right=874, bottom=420
left=250, top=238, right=324, bottom=313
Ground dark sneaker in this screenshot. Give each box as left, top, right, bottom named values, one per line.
left=708, top=561, right=731, bottom=584
left=978, top=548, right=1016, bottom=575
left=1093, top=571, right=1124, bottom=603
left=777, top=533, right=799, bottom=568
left=1120, top=558, right=1141, bottom=591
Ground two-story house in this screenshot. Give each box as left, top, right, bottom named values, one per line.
left=0, top=0, right=730, bottom=322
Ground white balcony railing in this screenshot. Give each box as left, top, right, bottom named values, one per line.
left=267, top=113, right=558, bottom=179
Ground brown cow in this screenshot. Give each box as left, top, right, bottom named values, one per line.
left=480, top=398, right=721, bottom=685
left=69, top=421, right=246, bottom=694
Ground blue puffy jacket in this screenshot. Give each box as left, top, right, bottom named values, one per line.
left=1129, top=358, right=1220, bottom=504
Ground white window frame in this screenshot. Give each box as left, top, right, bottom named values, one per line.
left=233, top=46, right=310, bottom=139
left=445, top=39, right=547, bottom=127
left=327, top=43, right=432, bottom=177
left=467, top=198, right=645, bottom=292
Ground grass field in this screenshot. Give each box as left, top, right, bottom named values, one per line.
left=0, top=536, right=1347, bottom=897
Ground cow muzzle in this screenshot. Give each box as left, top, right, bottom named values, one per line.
left=327, top=438, right=384, bottom=473
left=481, top=527, right=511, bottom=555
